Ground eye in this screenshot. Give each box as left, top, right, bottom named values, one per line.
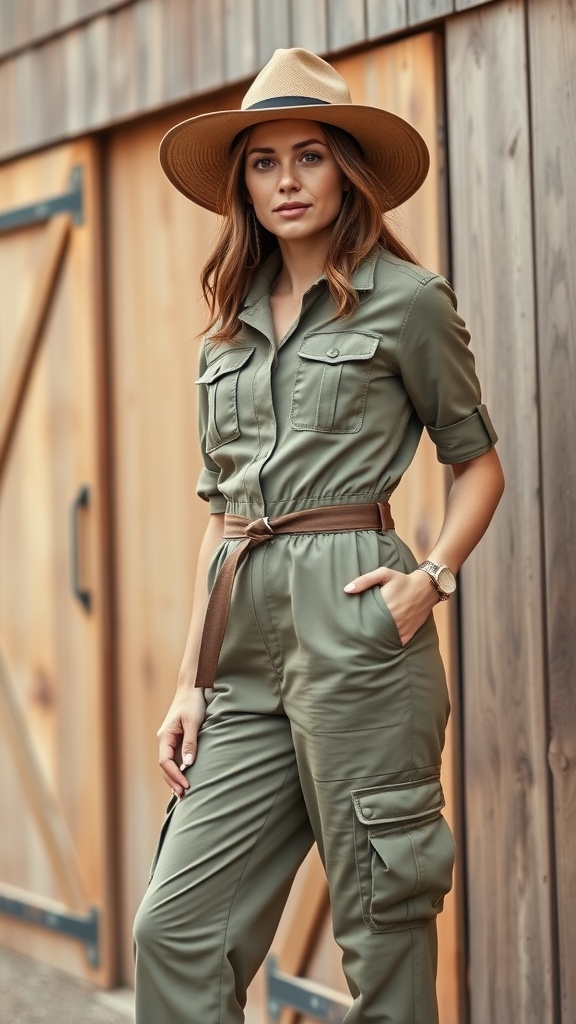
left=253, top=157, right=274, bottom=170
left=300, top=151, right=322, bottom=164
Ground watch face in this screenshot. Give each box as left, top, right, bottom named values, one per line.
left=437, top=567, right=457, bottom=594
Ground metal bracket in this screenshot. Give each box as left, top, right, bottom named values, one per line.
left=266, top=956, right=351, bottom=1023
left=0, top=165, right=84, bottom=235
left=0, top=892, right=99, bottom=967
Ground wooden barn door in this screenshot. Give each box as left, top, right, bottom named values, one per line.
left=0, top=141, right=115, bottom=984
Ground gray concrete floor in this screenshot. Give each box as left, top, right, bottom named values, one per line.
left=0, top=948, right=134, bottom=1024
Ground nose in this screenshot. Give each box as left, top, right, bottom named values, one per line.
left=278, top=161, right=301, bottom=194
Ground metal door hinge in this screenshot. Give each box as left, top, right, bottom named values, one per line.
left=0, top=165, right=84, bottom=235
left=266, top=955, right=351, bottom=1023
left=0, top=891, right=99, bottom=966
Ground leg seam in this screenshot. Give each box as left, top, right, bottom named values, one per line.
left=216, top=761, right=301, bottom=1024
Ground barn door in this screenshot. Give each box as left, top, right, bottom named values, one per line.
left=0, top=140, right=115, bottom=984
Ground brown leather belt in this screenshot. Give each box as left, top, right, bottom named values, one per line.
left=194, top=501, right=394, bottom=689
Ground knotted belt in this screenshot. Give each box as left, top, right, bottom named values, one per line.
left=195, top=501, right=394, bottom=689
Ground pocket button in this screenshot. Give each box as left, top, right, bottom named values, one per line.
left=326, top=347, right=340, bottom=358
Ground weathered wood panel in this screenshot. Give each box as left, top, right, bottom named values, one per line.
left=455, top=0, right=496, bottom=9
left=527, top=1, right=576, bottom=1020
left=446, top=3, right=555, bottom=1022
left=326, top=0, right=366, bottom=50
left=134, top=0, right=164, bottom=109
left=224, top=0, right=258, bottom=82
left=257, top=0, right=291, bottom=64
left=291, top=0, right=328, bottom=52
left=408, top=0, right=455, bottom=24
left=0, top=0, right=504, bottom=161
left=366, top=0, right=407, bottom=37
left=0, top=0, right=129, bottom=57
left=162, top=0, right=194, bottom=102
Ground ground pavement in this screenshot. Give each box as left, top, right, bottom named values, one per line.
left=0, top=948, right=134, bottom=1024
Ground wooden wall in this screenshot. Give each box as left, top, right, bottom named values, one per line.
left=0, top=0, right=498, bottom=160
left=446, top=0, right=576, bottom=1020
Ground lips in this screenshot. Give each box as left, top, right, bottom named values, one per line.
left=274, top=202, right=311, bottom=212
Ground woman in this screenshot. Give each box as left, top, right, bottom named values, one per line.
left=134, top=48, right=504, bottom=1024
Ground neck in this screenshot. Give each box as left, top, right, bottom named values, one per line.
left=273, top=231, right=332, bottom=297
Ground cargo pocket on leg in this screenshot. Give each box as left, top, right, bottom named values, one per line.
left=352, top=775, right=456, bottom=933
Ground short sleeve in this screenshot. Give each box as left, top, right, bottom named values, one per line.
left=196, top=345, right=227, bottom=514
left=396, top=275, right=498, bottom=464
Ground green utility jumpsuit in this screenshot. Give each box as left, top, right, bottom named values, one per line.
left=134, top=245, right=498, bottom=1024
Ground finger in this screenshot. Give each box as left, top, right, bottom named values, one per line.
left=180, top=739, right=198, bottom=769
left=160, top=756, right=188, bottom=791
left=344, top=566, right=395, bottom=593
left=158, top=730, right=189, bottom=790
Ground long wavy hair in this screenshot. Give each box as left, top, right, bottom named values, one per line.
left=201, top=122, right=418, bottom=342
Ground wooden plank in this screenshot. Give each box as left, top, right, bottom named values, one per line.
left=42, top=36, right=66, bottom=140
left=408, top=0, right=454, bottom=25
left=0, top=58, right=17, bottom=156
left=14, top=49, right=39, bottom=152
left=366, top=0, right=407, bottom=37
left=191, top=0, right=225, bottom=92
left=527, top=1, right=576, bottom=1021
left=290, top=0, right=328, bottom=52
left=456, top=0, right=498, bottom=8
left=326, top=0, right=366, bottom=50
left=63, top=28, right=87, bottom=135
left=446, top=4, right=555, bottom=1022
left=0, top=215, right=70, bottom=477
left=257, top=0, right=291, bottom=65
left=135, top=0, right=165, bottom=108
left=29, top=0, right=56, bottom=38
left=83, top=14, right=111, bottom=129
left=224, top=0, right=258, bottom=82
left=0, top=647, right=86, bottom=910
left=162, top=0, right=195, bottom=102
left=108, top=3, right=138, bottom=117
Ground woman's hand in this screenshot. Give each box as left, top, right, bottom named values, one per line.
left=344, top=566, right=439, bottom=645
left=157, top=685, right=207, bottom=798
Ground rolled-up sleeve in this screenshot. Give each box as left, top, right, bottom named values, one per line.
left=196, top=345, right=226, bottom=513
left=396, top=275, right=498, bottom=464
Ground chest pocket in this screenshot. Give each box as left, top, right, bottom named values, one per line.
left=289, top=332, right=380, bottom=433
left=196, top=347, right=255, bottom=452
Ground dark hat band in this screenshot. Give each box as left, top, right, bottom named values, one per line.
left=245, top=95, right=331, bottom=110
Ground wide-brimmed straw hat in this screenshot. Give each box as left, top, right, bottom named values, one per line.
left=159, top=48, right=429, bottom=214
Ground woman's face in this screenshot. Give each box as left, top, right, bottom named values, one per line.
left=244, top=119, right=348, bottom=244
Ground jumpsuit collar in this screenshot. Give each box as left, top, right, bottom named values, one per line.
left=238, top=244, right=381, bottom=341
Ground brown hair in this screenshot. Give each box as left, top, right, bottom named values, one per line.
left=201, top=122, right=417, bottom=342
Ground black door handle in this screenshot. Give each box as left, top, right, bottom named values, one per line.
left=70, top=485, right=91, bottom=612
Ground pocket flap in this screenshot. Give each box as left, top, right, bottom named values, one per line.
left=298, top=332, right=379, bottom=364
left=196, top=346, right=255, bottom=384
left=352, top=776, right=445, bottom=827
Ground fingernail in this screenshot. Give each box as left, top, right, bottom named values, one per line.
left=183, top=753, right=193, bottom=766
left=344, top=582, right=356, bottom=592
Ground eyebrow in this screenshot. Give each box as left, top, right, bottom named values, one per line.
left=246, top=138, right=328, bottom=157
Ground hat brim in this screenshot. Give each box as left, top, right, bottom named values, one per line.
left=159, top=103, right=429, bottom=214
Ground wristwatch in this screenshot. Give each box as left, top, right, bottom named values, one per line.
left=417, top=560, right=457, bottom=601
